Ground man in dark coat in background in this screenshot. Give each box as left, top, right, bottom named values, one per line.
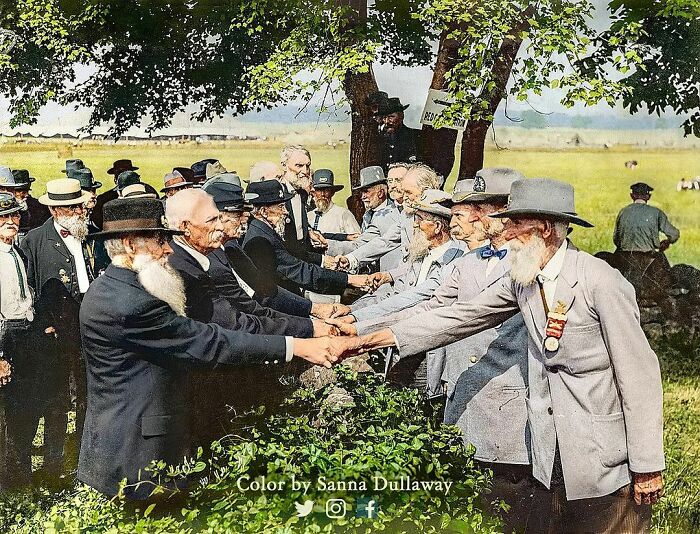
left=376, top=97, right=421, bottom=173
left=0, top=167, right=50, bottom=243
left=78, top=196, right=339, bottom=500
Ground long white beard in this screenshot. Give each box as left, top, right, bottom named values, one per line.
left=509, top=233, right=547, bottom=286
left=133, top=253, right=186, bottom=316
left=407, top=228, right=431, bottom=263
left=273, top=218, right=286, bottom=238
left=57, top=214, right=88, bottom=241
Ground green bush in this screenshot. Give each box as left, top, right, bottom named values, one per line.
left=3, top=367, right=501, bottom=533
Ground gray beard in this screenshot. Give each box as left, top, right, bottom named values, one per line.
left=315, top=198, right=331, bottom=213
left=133, top=254, right=186, bottom=316
left=56, top=214, right=88, bottom=241
left=407, top=228, right=431, bottom=263
left=273, top=218, right=286, bottom=238
left=509, top=234, right=547, bottom=286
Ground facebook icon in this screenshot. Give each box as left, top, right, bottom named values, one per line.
left=356, top=496, right=380, bottom=519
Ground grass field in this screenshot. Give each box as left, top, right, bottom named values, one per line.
left=1, top=140, right=699, bottom=532
left=2, top=141, right=698, bottom=265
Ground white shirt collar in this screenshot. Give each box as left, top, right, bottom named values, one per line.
left=373, top=199, right=388, bottom=212
left=173, top=237, right=210, bottom=271
left=634, top=199, right=647, bottom=204
left=424, top=240, right=452, bottom=265
left=538, top=239, right=568, bottom=282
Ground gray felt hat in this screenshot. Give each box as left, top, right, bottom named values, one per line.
left=490, top=178, right=593, bottom=227
left=413, top=189, right=452, bottom=218
left=352, top=166, right=387, bottom=191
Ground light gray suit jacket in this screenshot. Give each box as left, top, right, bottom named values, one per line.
left=387, top=242, right=665, bottom=500
left=342, top=205, right=405, bottom=272
left=357, top=247, right=530, bottom=465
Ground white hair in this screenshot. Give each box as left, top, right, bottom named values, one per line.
left=405, top=163, right=442, bottom=190
left=249, top=161, right=282, bottom=182
left=280, top=145, right=310, bottom=167
left=104, top=235, right=153, bottom=260
left=165, top=188, right=213, bottom=229
left=552, top=220, right=569, bottom=242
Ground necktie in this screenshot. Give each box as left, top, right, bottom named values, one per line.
left=59, top=229, right=71, bottom=238
left=312, top=211, right=322, bottom=231
left=8, top=247, right=27, bottom=299
left=479, top=246, right=507, bottom=260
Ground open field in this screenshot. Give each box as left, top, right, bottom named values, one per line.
left=2, top=141, right=698, bottom=264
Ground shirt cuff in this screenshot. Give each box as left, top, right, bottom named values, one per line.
left=285, top=337, right=294, bottom=362
left=346, top=254, right=360, bottom=272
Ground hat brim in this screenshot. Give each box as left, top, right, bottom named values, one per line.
left=246, top=191, right=295, bottom=205
left=88, top=227, right=183, bottom=240
left=490, top=208, right=593, bottom=228
left=0, top=205, right=22, bottom=216
left=374, top=104, right=410, bottom=117
left=352, top=180, right=387, bottom=192
left=108, top=166, right=139, bottom=175
left=456, top=192, right=509, bottom=204
left=314, top=184, right=344, bottom=192
left=38, top=190, right=94, bottom=207
left=82, top=182, right=103, bottom=191
left=160, top=181, right=194, bottom=192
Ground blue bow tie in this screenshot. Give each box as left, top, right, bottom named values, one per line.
left=479, top=246, right=507, bottom=260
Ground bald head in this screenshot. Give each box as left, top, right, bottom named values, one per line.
left=249, top=161, right=283, bottom=183
left=166, top=188, right=224, bottom=254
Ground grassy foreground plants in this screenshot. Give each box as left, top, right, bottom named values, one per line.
left=4, top=367, right=501, bottom=533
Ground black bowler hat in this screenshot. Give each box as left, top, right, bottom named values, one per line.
left=61, top=159, right=85, bottom=174
left=107, top=159, right=138, bottom=175
left=191, top=159, right=219, bottom=182
left=0, top=192, right=22, bottom=216
left=312, top=169, right=344, bottom=192
left=69, top=168, right=102, bottom=191
left=375, top=97, right=409, bottom=117
left=10, top=169, right=36, bottom=189
left=203, top=181, right=249, bottom=212
left=90, top=197, right=183, bottom=239
left=245, top=180, right=294, bottom=206
left=116, top=170, right=141, bottom=191
left=631, top=182, right=653, bottom=195
left=365, top=90, right=388, bottom=107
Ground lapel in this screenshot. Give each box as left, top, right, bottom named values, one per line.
left=252, top=218, right=283, bottom=246
left=45, top=219, right=72, bottom=261
left=551, top=242, right=578, bottom=316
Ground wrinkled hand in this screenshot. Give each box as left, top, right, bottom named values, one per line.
left=312, top=320, right=340, bottom=337
left=325, top=319, right=357, bottom=336
left=366, top=271, right=392, bottom=293
left=346, top=233, right=360, bottom=241
left=632, top=471, right=664, bottom=505
left=311, top=302, right=346, bottom=320
left=347, top=274, right=371, bottom=291
left=659, top=239, right=671, bottom=252
left=292, top=337, right=340, bottom=368
left=337, top=256, right=351, bottom=271
left=327, top=335, right=365, bottom=359
left=327, top=303, right=351, bottom=318
left=323, top=255, right=339, bottom=269
left=0, top=359, right=12, bottom=387
left=309, top=229, right=328, bottom=248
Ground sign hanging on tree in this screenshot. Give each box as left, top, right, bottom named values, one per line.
left=420, top=89, right=466, bottom=131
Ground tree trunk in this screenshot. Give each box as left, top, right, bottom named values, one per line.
left=458, top=7, right=535, bottom=179
left=420, top=29, right=461, bottom=184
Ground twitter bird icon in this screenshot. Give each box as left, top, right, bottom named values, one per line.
left=295, top=500, right=315, bottom=517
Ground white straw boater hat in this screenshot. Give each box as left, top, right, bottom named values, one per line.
left=39, top=178, right=93, bottom=207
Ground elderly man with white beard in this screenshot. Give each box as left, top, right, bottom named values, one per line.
left=78, top=196, right=341, bottom=501
left=21, top=178, right=97, bottom=483
left=331, top=178, right=665, bottom=533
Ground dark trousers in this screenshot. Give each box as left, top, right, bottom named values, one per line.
left=523, top=481, right=652, bottom=533
left=475, top=462, right=535, bottom=534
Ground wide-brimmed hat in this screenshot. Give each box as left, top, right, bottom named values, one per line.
left=205, top=161, right=228, bottom=179
left=0, top=192, right=22, bottom=216
left=490, top=178, right=593, bottom=227
left=0, top=166, right=16, bottom=187
left=160, top=170, right=193, bottom=192
left=107, top=159, right=138, bottom=175
left=202, top=172, right=242, bottom=189
left=90, top=197, right=182, bottom=239
left=312, top=169, right=343, bottom=192
left=122, top=183, right=158, bottom=199
left=453, top=168, right=525, bottom=204
left=204, top=181, right=249, bottom=212
left=68, top=168, right=102, bottom=191
left=631, top=182, right=653, bottom=195
left=61, top=159, right=85, bottom=174
left=375, top=97, right=409, bottom=117
left=245, top=180, right=294, bottom=206
left=414, top=189, right=452, bottom=218
left=38, top=178, right=93, bottom=207
left=173, top=167, right=196, bottom=184
left=365, top=91, right=389, bottom=107
left=352, top=166, right=386, bottom=191
left=191, top=159, right=219, bottom=182
left=10, top=169, right=36, bottom=189
left=439, top=179, right=474, bottom=207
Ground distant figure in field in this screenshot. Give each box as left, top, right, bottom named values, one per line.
left=612, top=182, right=680, bottom=309
left=676, top=177, right=700, bottom=191
left=624, top=160, right=638, bottom=169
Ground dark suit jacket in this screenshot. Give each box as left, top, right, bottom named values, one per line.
left=19, top=196, right=51, bottom=237
left=378, top=124, right=421, bottom=172
left=92, top=187, right=119, bottom=230
left=207, top=248, right=313, bottom=337
left=282, top=185, right=323, bottom=265
left=78, top=264, right=287, bottom=499
left=167, top=241, right=312, bottom=337
left=223, top=241, right=313, bottom=317
left=21, top=218, right=93, bottom=344
left=242, top=218, right=348, bottom=296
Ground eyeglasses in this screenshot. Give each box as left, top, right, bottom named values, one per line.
left=62, top=204, right=86, bottom=214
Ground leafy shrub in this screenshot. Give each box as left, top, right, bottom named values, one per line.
left=3, top=367, right=501, bottom=533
